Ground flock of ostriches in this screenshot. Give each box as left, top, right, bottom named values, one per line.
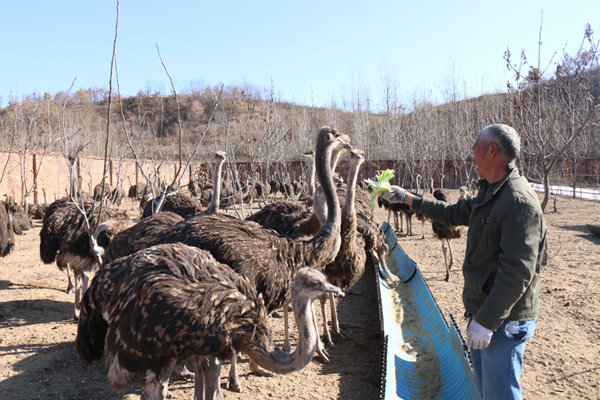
left=0, top=126, right=463, bottom=400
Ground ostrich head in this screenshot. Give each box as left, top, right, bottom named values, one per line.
left=301, top=149, right=315, bottom=160
left=91, top=219, right=133, bottom=264
left=291, top=267, right=344, bottom=300
left=238, top=267, right=343, bottom=374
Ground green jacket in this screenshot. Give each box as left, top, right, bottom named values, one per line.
left=414, top=168, right=547, bottom=331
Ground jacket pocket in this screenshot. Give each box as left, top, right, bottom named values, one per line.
left=475, top=268, right=494, bottom=296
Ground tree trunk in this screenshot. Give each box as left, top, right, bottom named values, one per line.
left=541, top=169, right=550, bottom=212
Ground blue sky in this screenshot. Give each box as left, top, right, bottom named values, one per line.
left=1, top=1, right=598, bottom=110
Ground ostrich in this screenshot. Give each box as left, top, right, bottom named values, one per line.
left=313, top=156, right=396, bottom=286
left=141, top=152, right=226, bottom=219
left=76, top=242, right=342, bottom=400
left=377, top=195, right=404, bottom=233
left=4, top=197, right=32, bottom=234
left=254, top=178, right=272, bottom=207
left=103, top=211, right=184, bottom=264
left=105, top=151, right=227, bottom=265
left=109, top=186, right=125, bottom=207
left=431, top=188, right=462, bottom=281
left=0, top=200, right=15, bottom=257
left=128, top=182, right=148, bottom=201
left=105, top=126, right=345, bottom=390
left=246, top=149, right=320, bottom=239
left=93, top=182, right=112, bottom=204
left=39, top=198, right=130, bottom=318
left=27, top=202, right=47, bottom=220
left=319, top=148, right=367, bottom=346
left=141, top=191, right=203, bottom=219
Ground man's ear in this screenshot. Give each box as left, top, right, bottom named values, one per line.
left=488, top=142, right=499, bottom=155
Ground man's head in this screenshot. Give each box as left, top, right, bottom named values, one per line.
left=473, top=124, right=520, bottom=182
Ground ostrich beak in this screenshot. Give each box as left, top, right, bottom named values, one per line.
left=322, top=283, right=345, bottom=297
left=337, top=136, right=352, bottom=150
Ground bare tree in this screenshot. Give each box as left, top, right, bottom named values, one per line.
left=505, top=16, right=600, bottom=210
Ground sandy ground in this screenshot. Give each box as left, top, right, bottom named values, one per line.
left=0, top=191, right=599, bottom=399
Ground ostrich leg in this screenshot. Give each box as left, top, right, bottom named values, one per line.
left=311, top=302, right=330, bottom=362
left=194, top=357, right=224, bottom=400
left=141, top=361, right=175, bottom=400
left=283, top=302, right=291, bottom=352
left=319, top=295, right=333, bottom=347
left=226, top=354, right=241, bottom=392
left=65, top=267, right=74, bottom=294
left=399, top=211, right=404, bottom=233
left=442, top=240, right=450, bottom=282
left=329, top=292, right=344, bottom=339
left=174, top=362, right=195, bottom=380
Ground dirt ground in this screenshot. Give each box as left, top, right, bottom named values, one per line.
left=0, top=191, right=599, bottom=399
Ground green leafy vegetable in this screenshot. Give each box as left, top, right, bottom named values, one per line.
left=364, top=169, right=395, bottom=209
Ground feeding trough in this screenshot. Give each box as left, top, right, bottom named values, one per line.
left=375, top=222, right=482, bottom=400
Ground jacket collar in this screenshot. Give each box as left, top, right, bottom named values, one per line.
left=474, top=168, right=519, bottom=208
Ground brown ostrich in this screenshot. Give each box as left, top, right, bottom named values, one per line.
left=154, top=126, right=342, bottom=356
left=246, top=149, right=320, bottom=239
left=377, top=195, right=404, bottom=233
left=104, top=126, right=345, bottom=390
left=141, top=191, right=203, bottom=219
left=312, top=133, right=352, bottom=225
left=320, top=148, right=367, bottom=347
left=4, top=197, right=32, bottom=234
left=0, top=200, right=15, bottom=257
left=313, top=157, right=396, bottom=286
left=93, top=182, right=112, bottom=204
left=128, top=182, right=148, bottom=202
left=141, top=152, right=226, bottom=219
left=432, top=188, right=462, bottom=281
left=27, top=202, right=47, bottom=220
left=76, top=242, right=342, bottom=400
left=109, top=186, right=125, bottom=207
left=103, top=211, right=184, bottom=265
left=39, top=197, right=130, bottom=318
left=105, top=151, right=227, bottom=265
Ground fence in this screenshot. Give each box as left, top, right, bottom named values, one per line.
left=2, top=149, right=600, bottom=205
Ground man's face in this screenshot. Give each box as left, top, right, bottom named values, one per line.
left=472, top=134, right=491, bottom=179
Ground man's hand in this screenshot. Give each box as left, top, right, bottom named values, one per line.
left=382, top=185, right=406, bottom=204
left=467, top=319, right=493, bottom=350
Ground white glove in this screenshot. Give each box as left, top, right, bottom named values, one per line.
left=467, top=319, right=493, bottom=350
left=382, top=185, right=406, bottom=204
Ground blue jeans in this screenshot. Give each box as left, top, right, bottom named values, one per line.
left=470, top=319, right=537, bottom=400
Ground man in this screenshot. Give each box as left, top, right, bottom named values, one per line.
left=383, top=124, right=547, bottom=400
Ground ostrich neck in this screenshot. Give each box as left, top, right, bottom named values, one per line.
left=243, top=296, right=317, bottom=374
left=316, top=141, right=340, bottom=231
left=307, top=159, right=315, bottom=197
left=205, top=158, right=224, bottom=214
left=342, top=159, right=362, bottom=217
left=330, top=148, right=342, bottom=173
left=303, top=138, right=341, bottom=268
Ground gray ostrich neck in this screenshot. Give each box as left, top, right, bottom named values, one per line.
left=330, top=149, right=342, bottom=174
left=244, top=296, right=317, bottom=374
left=307, top=158, right=315, bottom=197
left=205, top=158, right=225, bottom=214
left=342, top=159, right=362, bottom=216
left=315, top=141, right=340, bottom=232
